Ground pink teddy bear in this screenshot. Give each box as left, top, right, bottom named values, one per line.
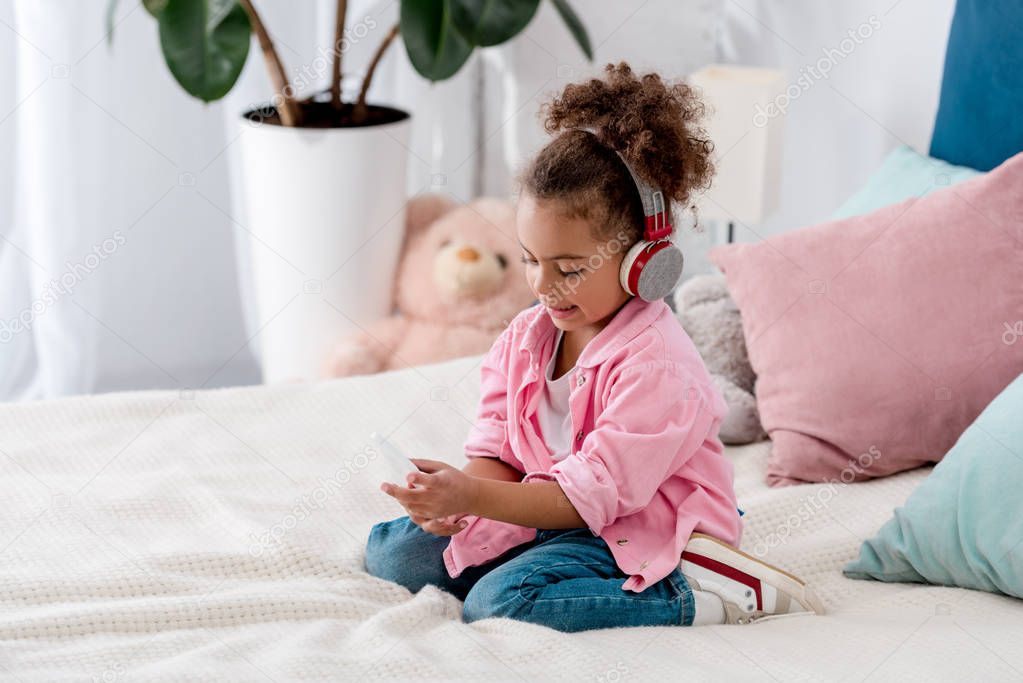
left=323, top=193, right=536, bottom=378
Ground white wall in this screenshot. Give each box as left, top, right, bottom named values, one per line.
left=480, top=0, right=719, bottom=199
left=718, top=0, right=956, bottom=239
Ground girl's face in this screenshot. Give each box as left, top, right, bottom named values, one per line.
left=516, top=192, right=633, bottom=333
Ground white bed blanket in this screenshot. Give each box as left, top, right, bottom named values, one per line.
left=1, top=354, right=1021, bottom=681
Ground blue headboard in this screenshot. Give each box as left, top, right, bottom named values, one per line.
left=929, top=0, right=1023, bottom=171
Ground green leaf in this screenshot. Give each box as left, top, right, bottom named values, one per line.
left=156, top=0, right=251, bottom=102
left=550, top=0, right=592, bottom=60
left=400, top=0, right=474, bottom=82
left=449, top=0, right=540, bottom=47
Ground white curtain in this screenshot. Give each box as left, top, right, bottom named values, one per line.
left=3, top=0, right=268, bottom=402
left=1, top=0, right=43, bottom=401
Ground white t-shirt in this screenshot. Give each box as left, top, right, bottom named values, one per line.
left=535, top=329, right=575, bottom=462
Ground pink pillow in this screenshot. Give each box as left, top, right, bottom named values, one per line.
left=709, top=151, right=1023, bottom=487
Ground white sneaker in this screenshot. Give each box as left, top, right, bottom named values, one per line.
left=680, top=533, right=825, bottom=625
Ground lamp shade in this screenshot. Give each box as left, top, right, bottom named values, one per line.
left=688, top=64, right=786, bottom=225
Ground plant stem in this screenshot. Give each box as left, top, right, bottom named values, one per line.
left=353, top=23, right=399, bottom=124
left=330, top=0, right=348, bottom=110
left=238, top=0, right=300, bottom=126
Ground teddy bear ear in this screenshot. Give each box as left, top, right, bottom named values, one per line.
left=405, top=193, right=458, bottom=237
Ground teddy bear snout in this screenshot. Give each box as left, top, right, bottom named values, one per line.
left=456, top=247, right=480, bottom=262
left=433, top=242, right=503, bottom=299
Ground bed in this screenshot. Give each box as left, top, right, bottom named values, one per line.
left=6, top=0, right=1023, bottom=677
left=2, top=352, right=1022, bottom=680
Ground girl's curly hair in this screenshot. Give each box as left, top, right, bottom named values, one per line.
left=517, top=61, right=715, bottom=245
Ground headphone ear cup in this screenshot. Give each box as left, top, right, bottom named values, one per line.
left=622, top=240, right=685, bottom=301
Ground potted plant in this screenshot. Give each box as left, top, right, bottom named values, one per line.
left=108, top=0, right=591, bottom=383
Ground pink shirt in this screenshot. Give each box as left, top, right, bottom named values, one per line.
left=443, top=295, right=743, bottom=592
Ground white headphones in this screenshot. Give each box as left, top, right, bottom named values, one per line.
left=577, top=128, right=686, bottom=301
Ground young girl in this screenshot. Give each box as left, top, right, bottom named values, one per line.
left=366, top=62, right=823, bottom=632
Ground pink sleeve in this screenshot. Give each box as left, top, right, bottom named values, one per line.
left=462, top=328, right=525, bottom=472
left=523, top=363, right=719, bottom=536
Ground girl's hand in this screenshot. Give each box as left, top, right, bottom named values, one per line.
left=417, top=513, right=471, bottom=537
left=379, top=459, right=478, bottom=522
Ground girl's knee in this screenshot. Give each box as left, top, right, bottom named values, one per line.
left=461, top=574, right=524, bottom=623
left=363, top=516, right=445, bottom=592
left=363, top=522, right=390, bottom=578
left=364, top=516, right=411, bottom=576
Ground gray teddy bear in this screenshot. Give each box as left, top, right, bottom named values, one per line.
left=671, top=274, right=767, bottom=444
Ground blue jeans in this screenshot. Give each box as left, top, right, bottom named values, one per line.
left=364, top=515, right=695, bottom=632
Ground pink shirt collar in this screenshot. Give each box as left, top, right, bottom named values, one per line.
left=517, top=296, right=670, bottom=369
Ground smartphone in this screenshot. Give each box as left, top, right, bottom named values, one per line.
left=369, top=431, right=423, bottom=489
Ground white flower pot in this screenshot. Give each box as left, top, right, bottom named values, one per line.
left=236, top=107, right=411, bottom=384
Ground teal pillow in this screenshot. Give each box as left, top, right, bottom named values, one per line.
left=831, top=145, right=982, bottom=219
left=843, top=372, right=1023, bottom=598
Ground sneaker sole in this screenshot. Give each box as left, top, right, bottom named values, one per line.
left=682, top=533, right=826, bottom=616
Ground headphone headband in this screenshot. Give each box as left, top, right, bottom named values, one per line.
left=574, top=127, right=672, bottom=242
